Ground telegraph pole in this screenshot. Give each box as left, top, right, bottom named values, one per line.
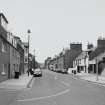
left=96, top=58, right=99, bottom=81
left=27, top=29, right=31, bottom=76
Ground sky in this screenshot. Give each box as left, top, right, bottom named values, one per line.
left=0, top=0, right=105, bottom=63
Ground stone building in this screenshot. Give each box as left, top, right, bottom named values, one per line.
left=73, top=43, right=94, bottom=74
left=89, top=37, right=105, bottom=74
left=14, top=36, right=24, bottom=75
left=0, top=13, right=10, bottom=81
left=45, top=57, right=52, bottom=69
left=73, top=51, right=89, bottom=73
left=0, top=13, right=20, bottom=81
left=48, top=43, right=82, bottom=73
left=64, top=43, right=82, bottom=69
left=22, top=42, right=29, bottom=73
left=7, top=32, right=20, bottom=78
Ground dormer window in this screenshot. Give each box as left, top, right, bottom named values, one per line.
left=0, top=13, right=8, bottom=30
left=1, top=15, right=7, bottom=30
left=2, top=39, right=7, bottom=52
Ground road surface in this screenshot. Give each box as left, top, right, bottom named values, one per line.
left=0, top=69, right=105, bottom=105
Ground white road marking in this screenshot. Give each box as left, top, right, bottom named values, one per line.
left=61, top=81, right=70, bottom=87
left=53, top=102, right=58, bottom=105
left=17, top=89, right=70, bottom=102
left=54, top=76, right=58, bottom=80
left=27, top=78, right=34, bottom=88
left=0, top=89, right=19, bottom=92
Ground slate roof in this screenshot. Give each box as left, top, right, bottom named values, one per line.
left=89, top=47, right=105, bottom=60
left=75, top=51, right=87, bottom=60
left=0, top=13, right=8, bottom=23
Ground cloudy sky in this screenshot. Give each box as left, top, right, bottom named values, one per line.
left=0, top=0, right=105, bottom=63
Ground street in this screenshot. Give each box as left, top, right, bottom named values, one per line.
left=0, top=69, right=105, bottom=105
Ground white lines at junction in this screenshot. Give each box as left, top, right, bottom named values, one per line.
left=61, top=81, right=70, bottom=87
left=0, top=89, right=19, bottom=92
left=16, top=89, right=70, bottom=102
left=54, top=76, right=58, bottom=80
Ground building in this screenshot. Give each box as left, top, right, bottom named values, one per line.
left=14, top=36, right=24, bottom=75
left=73, top=43, right=94, bottom=74
left=64, top=43, right=82, bottom=69
left=29, top=53, right=34, bottom=69
left=89, top=37, right=105, bottom=74
left=0, top=13, right=10, bottom=81
left=73, top=51, right=89, bottom=73
left=22, top=42, right=29, bottom=73
left=45, top=57, right=52, bottom=69
left=48, top=43, right=82, bottom=73
left=0, top=13, right=24, bottom=81
left=7, top=32, right=20, bottom=78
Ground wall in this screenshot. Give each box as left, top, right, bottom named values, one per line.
left=0, top=36, right=10, bottom=82
left=17, top=44, right=24, bottom=75
left=97, top=39, right=105, bottom=48
left=64, top=50, right=82, bottom=69
left=9, top=45, right=20, bottom=78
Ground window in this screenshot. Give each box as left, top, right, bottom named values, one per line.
left=2, top=40, right=7, bottom=52
left=25, top=57, right=28, bottom=63
left=84, top=58, right=86, bottom=64
left=1, top=64, right=6, bottom=75
left=25, top=48, right=28, bottom=53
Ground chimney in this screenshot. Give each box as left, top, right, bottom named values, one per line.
left=87, top=43, right=94, bottom=49
left=97, top=37, right=105, bottom=48
left=70, top=42, right=82, bottom=51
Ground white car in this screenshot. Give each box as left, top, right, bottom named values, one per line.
left=33, top=68, right=42, bottom=77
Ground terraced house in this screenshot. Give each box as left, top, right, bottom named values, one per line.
left=0, top=13, right=23, bottom=82
left=89, top=37, right=105, bottom=75
left=0, top=13, right=10, bottom=82
left=73, top=43, right=94, bottom=74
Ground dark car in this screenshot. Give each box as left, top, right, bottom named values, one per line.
left=33, top=68, right=42, bottom=77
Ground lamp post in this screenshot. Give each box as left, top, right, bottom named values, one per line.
left=34, top=49, right=36, bottom=69
left=27, top=29, right=31, bottom=75
left=96, top=58, right=99, bottom=81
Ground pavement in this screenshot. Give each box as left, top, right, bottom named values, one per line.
left=75, top=72, right=105, bottom=86
left=0, top=74, right=33, bottom=90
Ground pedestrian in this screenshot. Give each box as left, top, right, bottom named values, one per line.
left=27, top=69, right=30, bottom=76
left=29, top=68, right=33, bottom=75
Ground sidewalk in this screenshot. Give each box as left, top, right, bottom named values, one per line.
left=76, top=73, right=105, bottom=86
left=0, top=74, right=33, bottom=90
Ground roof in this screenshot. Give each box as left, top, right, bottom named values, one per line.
left=22, top=42, right=28, bottom=46
left=0, top=13, right=8, bottom=23
left=89, top=47, right=105, bottom=60
left=85, top=47, right=96, bottom=52
left=75, top=51, right=87, bottom=60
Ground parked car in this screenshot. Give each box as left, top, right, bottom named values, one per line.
left=33, top=68, right=42, bottom=77
left=61, top=69, right=68, bottom=74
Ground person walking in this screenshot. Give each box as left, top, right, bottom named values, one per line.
left=27, top=69, right=30, bottom=76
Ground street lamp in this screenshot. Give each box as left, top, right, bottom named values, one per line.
left=27, top=29, right=31, bottom=73
left=34, top=49, right=36, bottom=69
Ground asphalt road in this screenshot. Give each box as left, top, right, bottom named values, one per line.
left=1, top=69, right=105, bottom=105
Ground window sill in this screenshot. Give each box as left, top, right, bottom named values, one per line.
left=1, top=72, right=6, bottom=75
left=2, top=50, right=6, bottom=53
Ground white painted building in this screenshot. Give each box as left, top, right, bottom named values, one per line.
left=73, top=51, right=89, bottom=73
